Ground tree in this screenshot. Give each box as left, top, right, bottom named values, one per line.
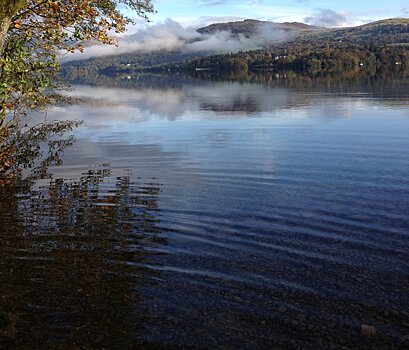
left=0, top=0, right=153, bottom=184
left=0, top=1, right=23, bottom=55
left=0, top=0, right=154, bottom=121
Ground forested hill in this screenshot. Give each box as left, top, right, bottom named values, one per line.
left=170, top=18, right=409, bottom=72
left=302, top=18, right=409, bottom=46
left=61, top=18, right=409, bottom=78
left=197, top=18, right=409, bottom=46
left=61, top=19, right=325, bottom=72
left=197, top=19, right=322, bottom=37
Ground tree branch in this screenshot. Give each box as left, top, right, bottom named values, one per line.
left=12, top=0, right=48, bottom=21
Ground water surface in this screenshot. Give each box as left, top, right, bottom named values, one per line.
left=1, top=72, right=409, bottom=349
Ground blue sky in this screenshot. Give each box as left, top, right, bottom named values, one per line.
left=138, top=0, right=408, bottom=27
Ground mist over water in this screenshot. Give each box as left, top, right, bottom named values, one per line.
left=1, top=74, right=409, bottom=349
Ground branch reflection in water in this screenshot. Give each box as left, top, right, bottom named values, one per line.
left=0, top=121, right=165, bottom=348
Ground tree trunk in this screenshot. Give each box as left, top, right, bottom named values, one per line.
left=0, top=16, right=12, bottom=56
left=0, top=0, right=24, bottom=56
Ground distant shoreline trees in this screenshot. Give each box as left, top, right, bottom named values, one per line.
left=182, top=44, right=409, bottom=73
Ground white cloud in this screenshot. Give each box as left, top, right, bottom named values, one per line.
left=305, top=8, right=357, bottom=27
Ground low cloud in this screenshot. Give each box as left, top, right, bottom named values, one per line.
left=186, top=16, right=247, bottom=28
left=61, top=19, right=298, bottom=62
left=199, top=0, right=228, bottom=6
left=305, top=8, right=352, bottom=27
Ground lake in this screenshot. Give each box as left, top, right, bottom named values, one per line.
left=1, top=71, right=409, bottom=349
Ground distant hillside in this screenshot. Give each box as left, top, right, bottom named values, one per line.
left=196, top=18, right=409, bottom=46
left=61, top=18, right=409, bottom=79
left=62, top=19, right=321, bottom=71
left=302, top=18, right=409, bottom=45
left=197, top=19, right=322, bottom=37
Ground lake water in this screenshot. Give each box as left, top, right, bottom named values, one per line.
left=1, top=72, right=409, bottom=349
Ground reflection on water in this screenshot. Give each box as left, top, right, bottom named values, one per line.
left=63, top=68, right=409, bottom=123
left=1, top=167, right=163, bottom=348
left=1, top=72, right=409, bottom=349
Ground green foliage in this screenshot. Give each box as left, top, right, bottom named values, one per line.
left=0, top=29, right=61, bottom=123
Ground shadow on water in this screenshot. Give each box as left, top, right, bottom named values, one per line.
left=0, top=123, right=167, bottom=348
left=0, top=172, right=166, bottom=349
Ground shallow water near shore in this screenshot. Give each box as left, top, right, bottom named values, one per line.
left=1, top=72, right=409, bottom=349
